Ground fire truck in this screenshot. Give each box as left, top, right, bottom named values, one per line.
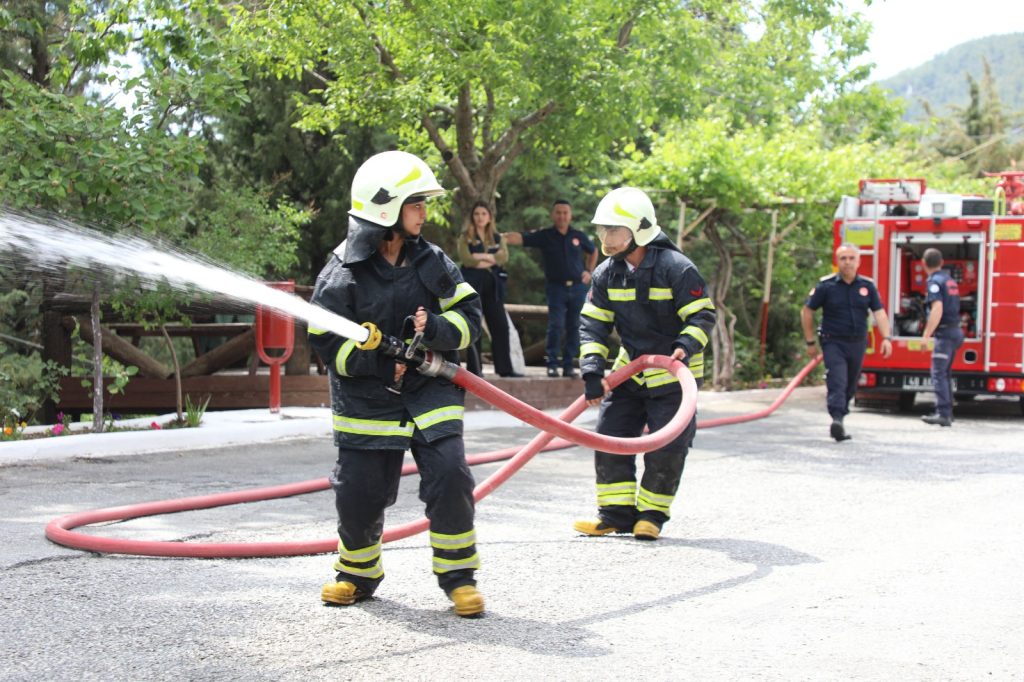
left=833, top=175, right=1024, bottom=411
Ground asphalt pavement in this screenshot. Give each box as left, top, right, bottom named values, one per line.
left=1, top=386, right=1022, bottom=680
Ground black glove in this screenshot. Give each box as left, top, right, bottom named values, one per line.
left=584, top=373, right=606, bottom=401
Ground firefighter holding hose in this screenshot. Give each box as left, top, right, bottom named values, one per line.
left=573, top=187, right=716, bottom=540
left=308, top=151, right=486, bottom=617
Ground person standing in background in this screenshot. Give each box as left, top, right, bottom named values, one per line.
left=457, top=200, right=522, bottom=377
left=920, top=248, right=963, bottom=427
left=503, top=200, right=597, bottom=377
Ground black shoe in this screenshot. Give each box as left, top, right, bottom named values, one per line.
left=830, top=420, right=851, bottom=442
left=562, top=368, right=579, bottom=378
left=546, top=368, right=560, bottom=378
left=499, top=372, right=525, bottom=378
left=921, top=413, right=952, bottom=427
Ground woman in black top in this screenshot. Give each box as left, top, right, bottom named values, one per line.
left=457, top=201, right=519, bottom=377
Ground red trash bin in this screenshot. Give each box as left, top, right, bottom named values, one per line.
left=255, top=281, right=296, bottom=413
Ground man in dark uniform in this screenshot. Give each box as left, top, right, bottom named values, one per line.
left=801, top=243, right=893, bottom=441
left=503, top=200, right=598, bottom=377
left=573, top=187, right=715, bottom=541
left=920, top=248, right=963, bottom=426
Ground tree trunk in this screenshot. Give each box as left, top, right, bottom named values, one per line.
left=705, top=220, right=736, bottom=389
left=91, top=287, right=104, bottom=434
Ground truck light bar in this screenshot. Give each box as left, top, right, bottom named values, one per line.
left=858, top=178, right=926, bottom=203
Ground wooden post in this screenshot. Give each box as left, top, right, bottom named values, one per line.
left=40, top=309, right=72, bottom=423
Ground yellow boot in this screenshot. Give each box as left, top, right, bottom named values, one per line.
left=573, top=518, right=620, bottom=536
left=449, top=585, right=485, bottom=617
left=321, top=580, right=366, bottom=606
left=632, top=520, right=660, bottom=541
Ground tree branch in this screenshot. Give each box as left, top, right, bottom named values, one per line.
left=482, top=86, right=494, bottom=148
left=421, top=113, right=475, bottom=192
left=481, top=99, right=556, bottom=169
left=455, top=83, right=479, bottom=169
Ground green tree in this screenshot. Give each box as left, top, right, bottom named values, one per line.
left=230, top=0, right=729, bottom=220
left=0, top=0, right=305, bottom=424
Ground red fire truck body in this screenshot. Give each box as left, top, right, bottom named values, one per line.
left=833, top=178, right=1024, bottom=409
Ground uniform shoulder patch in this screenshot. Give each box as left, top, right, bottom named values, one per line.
left=818, top=273, right=834, bottom=282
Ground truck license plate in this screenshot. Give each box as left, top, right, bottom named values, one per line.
left=901, top=376, right=957, bottom=391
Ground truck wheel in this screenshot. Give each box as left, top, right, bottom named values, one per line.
left=897, top=392, right=916, bottom=412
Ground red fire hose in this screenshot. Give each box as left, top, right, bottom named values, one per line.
left=45, top=354, right=822, bottom=558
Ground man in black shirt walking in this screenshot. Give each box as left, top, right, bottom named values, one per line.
left=801, top=243, right=893, bottom=441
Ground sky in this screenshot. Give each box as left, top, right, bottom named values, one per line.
left=849, top=0, right=1024, bottom=81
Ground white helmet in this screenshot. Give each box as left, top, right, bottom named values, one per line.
left=349, top=151, right=445, bottom=226
left=591, top=187, right=661, bottom=246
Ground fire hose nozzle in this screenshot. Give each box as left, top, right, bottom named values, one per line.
left=356, top=322, right=383, bottom=350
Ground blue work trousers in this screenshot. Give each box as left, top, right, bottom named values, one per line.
left=544, top=280, right=588, bottom=370
left=822, top=337, right=867, bottom=420
left=930, top=328, right=964, bottom=417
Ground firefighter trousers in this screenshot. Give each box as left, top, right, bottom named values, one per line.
left=592, top=385, right=697, bottom=531
left=330, top=431, right=479, bottom=595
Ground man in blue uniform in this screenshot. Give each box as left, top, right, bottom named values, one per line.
left=504, top=200, right=597, bottom=377
left=801, top=243, right=893, bottom=441
left=920, top=248, right=963, bottom=427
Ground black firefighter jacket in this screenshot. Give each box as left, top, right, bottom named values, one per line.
left=309, top=217, right=483, bottom=449
left=579, top=235, right=716, bottom=394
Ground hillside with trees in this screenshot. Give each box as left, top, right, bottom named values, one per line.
left=878, top=33, right=1024, bottom=122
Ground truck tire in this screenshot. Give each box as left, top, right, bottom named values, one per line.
left=897, top=392, right=916, bottom=412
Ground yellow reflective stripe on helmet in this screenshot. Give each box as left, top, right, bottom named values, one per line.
left=682, top=325, right=709, bottom=347
left=440, top=282, right=476, bottom=311
left=582, top=302, right=614, bottom=323
left=637, top=486, right=674, bottom=514
left=608, top=288, right=636, bottom=302
left=440, top=310, right=470, bottom=349
left=613, top=201, right=638, bottom=219
left=580, top=341, right=609, bottom=358
left=432, top=553, right=481, bottom=573
left=395, top=165, right=422, bottom=187
left=597, top=481, right=635, bottom=506
left=309, top=325, right=328, bottom=335
left=332, top=557, right=384, bottom=578
left=337, top=539, right=381, bottom=563
left=351, top=199, right=364, bottom=211
left=649, top=287, right=673, bottom=300
left=332, top=415, right=415, bottom=437
left=414, top=404, right=464, bottom=430
left=335, top=338, right=358, bottom=376
left=430, top=529, right=476, bottom=550
left=678, top=297, right=715, bottom=320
